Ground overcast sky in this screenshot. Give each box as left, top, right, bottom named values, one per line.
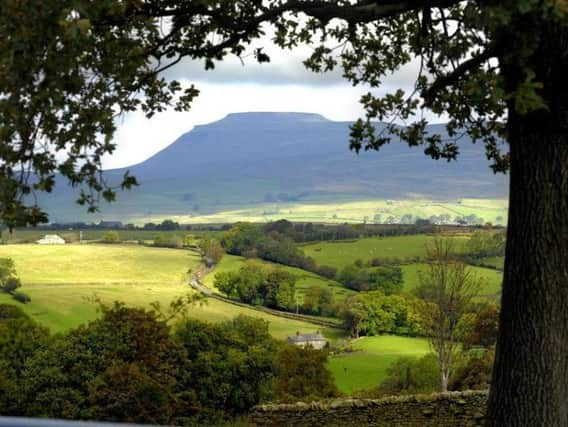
left=103, top=40, right=421, bottom=170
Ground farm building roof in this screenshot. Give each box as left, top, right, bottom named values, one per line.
left=287, top=332, right=326, bottom=344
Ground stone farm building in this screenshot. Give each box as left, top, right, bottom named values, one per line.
left=287, top=331, right=327, bottom=350
left=37, top=234, right=66, bottom=245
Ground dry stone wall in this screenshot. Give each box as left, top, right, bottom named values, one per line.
left=249, top=390, right=488, bottom=427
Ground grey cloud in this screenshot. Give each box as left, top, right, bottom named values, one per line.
left=160, top=43, right=420, bottom=90
left=160, top=54, right=346, bottom=86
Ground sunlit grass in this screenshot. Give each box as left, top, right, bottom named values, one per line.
left=137, top=198, right=508, bottom=225
left=328, top=335, right=432, bottom=394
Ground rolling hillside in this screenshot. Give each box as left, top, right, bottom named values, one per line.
left=41, top=112, right=509, bottom=222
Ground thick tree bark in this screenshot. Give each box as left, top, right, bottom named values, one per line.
left=486, top=21, right=568, bottom=426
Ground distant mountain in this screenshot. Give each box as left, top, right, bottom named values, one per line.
left=41, top=112, right=509, bottom=222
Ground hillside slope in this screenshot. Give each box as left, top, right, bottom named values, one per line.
left=41, top=112, right=509, bottom=222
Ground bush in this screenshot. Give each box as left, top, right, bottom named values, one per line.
left=3, top=277, right=21, bottom=293
left=11, top=292, right=31, bottom=304
left=12, top=292, right=31, bottom=304
left=377, top=354, right=439, bottom=396
left=199, top=238, right=225, bottom=265
left=336, top=263, right=403, bottom=294
left=273, top=345, right=338, bottom=402
left=154, top=234, right=183, bottom=248
left=315, top=265, right=337, bottom=279
left=0, top=304, right=28, bottom=320
left=367, top=266, right=403, bottom=295
left=450, top=348, right=494, bottom=391
left=89, top=363, right=175, bottom=425
left=463, top=303, right=500, bottom=350
left=102, top=231, right=120, bottom=243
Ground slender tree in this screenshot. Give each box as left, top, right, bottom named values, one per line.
left=414, top=237, right=482, bottom=392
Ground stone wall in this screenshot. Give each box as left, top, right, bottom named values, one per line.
left=249, top=390, right=488, bottom=427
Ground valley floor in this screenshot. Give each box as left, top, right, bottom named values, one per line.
left=0, top=231, right=503, bottom=392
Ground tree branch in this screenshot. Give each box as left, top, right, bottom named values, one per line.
left=284, top=0, right=462, bottom=24
left=422, top=47, right=498, bottom=106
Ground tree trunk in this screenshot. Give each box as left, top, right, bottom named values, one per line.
left=487, top=21, right=568, bottom=426
left=440, top=370, right=448, bottom=393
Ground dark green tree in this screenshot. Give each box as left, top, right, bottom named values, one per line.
left=19, top=303, right=183, bottom=420
left=198, top=237, right=225, bottom=265
left=341, top=295, right=367, bottom=338
left=273, top=345, right=338, bottom=402
left=0, top=305, right=49, bottom=414
left=463, top=303, right=500, bottom=350
left=174, top=315, right=279, bottom=414
left=88, top=362, right=175, bottom=425
left=378, top=354, right=440, bottom=396
left=0, top=259, right=18, bottom=290
left=450, top=348, right=495, bottom=392
left=0, top=305, right=49, bottom=379
left=302, top=286, right=337, bottom=317
left=368, top=265, right=404, bottom=294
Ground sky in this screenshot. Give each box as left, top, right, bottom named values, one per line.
left=103, top=38, right=420, bottom=170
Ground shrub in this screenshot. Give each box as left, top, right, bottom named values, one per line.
left=102, top=231, right=120, bottom=243
left=315, top=265, right=337, bottom=279
left=450, top=348, right=494, bottom=391
left=3, top=277, right=21, bottom=294
left=199, top=238, right=225, bottom=265
left=0, top=304, right=28, bottom=319
left=377, top=354, right=439, bottom=396
left=154, top=234, right=183, bottom=248
left=273, top=345, right=339, bottom=402
left=11, top=292, right=31, bottom=304
left=89, top=363, right=175, bottom=425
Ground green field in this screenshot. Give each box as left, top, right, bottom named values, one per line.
left=0, top=284, right=340, bottom=340
left=203, top=254, right=355, bottom=302
left=302, top=235, right=447, bottom=269
left=479, top=256, right=505, bottom=270
left=0, top=244, right=343, bottom=340
left=139, top=198, right=508, bottom=226
left=328, top=335, right=432, bottom=393
left=400, top=263, right=503, bottom=299
left=0, top=244, right=199, bottom=285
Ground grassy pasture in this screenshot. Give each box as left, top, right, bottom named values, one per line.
left=139, top=198, right=508, bottom=226
left=203, top=254, right=356, bottom=303
left=0, top=285, right=340, bottom=340
left=302, top=235, right=449, bottom=269
left=400, top=263, right=503, bottom=299
left=328, top=335, right=431, bottom=393
left=0, top=244, right=342, bottom=340
left=479, top=256, right=505, bottom=270
left=0, top=244, right=199, bottom=285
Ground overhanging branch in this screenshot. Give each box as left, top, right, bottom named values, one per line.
left=422, top=47, right=498, bottom=106
left=285, top=0, right=462, bottom=24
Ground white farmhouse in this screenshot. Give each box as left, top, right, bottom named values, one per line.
left=287, top=331, right=327, bottom=350
left=37, top=234, right=66, bottom=245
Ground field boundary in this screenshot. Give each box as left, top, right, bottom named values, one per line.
left=249, top=390, right=488, bottom=426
